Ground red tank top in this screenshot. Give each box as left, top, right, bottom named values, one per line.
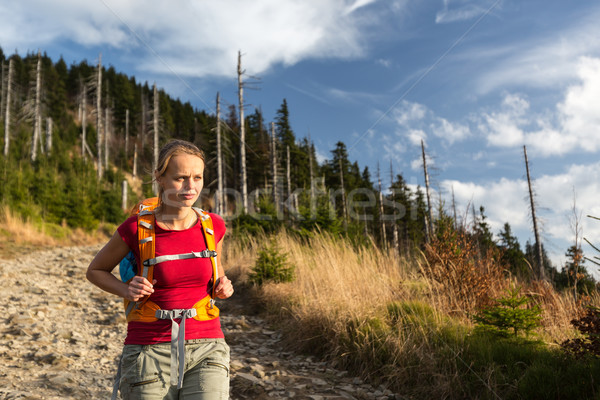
left=117, top=212, right=226, bottom=344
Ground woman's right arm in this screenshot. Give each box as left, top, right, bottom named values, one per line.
left=86, top=231, right=155, bottom=301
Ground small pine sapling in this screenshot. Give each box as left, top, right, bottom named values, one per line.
left=473, top=286, right=542, bottom=338
left=249, top=239, right=295, bottom=285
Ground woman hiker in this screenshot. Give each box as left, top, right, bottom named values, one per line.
left=87, top=139, right=233, bottom=399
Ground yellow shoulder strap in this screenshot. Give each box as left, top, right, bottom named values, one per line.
left=197, top=209, right=218, bottom=302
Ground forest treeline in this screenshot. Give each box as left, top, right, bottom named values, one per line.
left=0, top=48, right=595, bottom=294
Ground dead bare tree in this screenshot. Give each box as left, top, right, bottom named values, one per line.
left=523, top=145, right=545, bottom=280
left=271, top=122, right=280, bottom=216
left=390, top=160, right=399, bottom=253
left=451, top=185, right=458, bottom=230
left=152, top=83, right=159, bottom=194
left=104, top=105, right=110, bottom=171
left=3, top=58, right=13, bottom=157
left=30, top=51, right=42, bottom=162
left=125, top=108, right=130, bottom=158
left=308, top=136, right=316, bottom=219
left=96, top=54, right=103, bottom=180
left=80, top=82, right=89, bottom=159
left=216, top=92, right=225, bottom=215
left=237, top=51, right=248, bottom=213
left=378, top=163, right=387, bottom=249
left=45, top=117, right=52, bottom=154
left=421, top=139, right=434, bottom=242
left=286, top=145, right=292, bottom=212
left=0, top=60, right=4, bottom=127
left=569, top=190, right=584, bottom=301
left=339, top=157, right=348, bottom=231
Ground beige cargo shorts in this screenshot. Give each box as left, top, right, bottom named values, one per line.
left=119, top=338, right=230, bottom=400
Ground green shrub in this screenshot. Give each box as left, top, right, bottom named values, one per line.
left=249, top=239, right=295, bottom=285
left=473, top=286, right=542, bottom=338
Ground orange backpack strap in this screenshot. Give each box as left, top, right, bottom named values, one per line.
left=195, top=208, right=218, bottom=305
left=123, top=198, right=159, bottom=318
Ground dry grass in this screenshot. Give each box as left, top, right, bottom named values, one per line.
left=223, top=229, right=595, bottom=396
left=0, top=206, right=110, bottom=258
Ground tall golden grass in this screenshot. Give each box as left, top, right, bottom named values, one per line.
left=0, top=206, right=110, bottom=257
left=223, top=229, right=591, bottom=396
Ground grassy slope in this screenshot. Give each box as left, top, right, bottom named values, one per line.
left=0, top=206, right=111, bottom=259
left=224, top=230, right=600, bottom=399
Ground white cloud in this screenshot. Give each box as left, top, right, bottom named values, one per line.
left=441, top=161, right=600, bottom=270
left=393, top=100, right=470, bottom=145
left=0, top=0, right=396, bottom=78
left=481, top=93, right=528, bottom=148
left=430, top=117, right=470, bottom=144
left=435, top=0, right=489, bottom=24
left=480, top=57, right=600, bottom=156
left=557, top=57, right=600, bottom=152
left=394, top=101, right=427, bottom=126
left=472, top=8, right=600, bottom=95
left=407, top=129, right=427, bottom=146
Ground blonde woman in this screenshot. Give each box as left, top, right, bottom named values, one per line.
left=87, top=139, right=233, bottom=399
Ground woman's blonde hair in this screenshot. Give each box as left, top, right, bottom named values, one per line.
left=154, top=139, right=205, bottom=203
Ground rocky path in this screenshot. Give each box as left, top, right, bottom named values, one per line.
left=0, top=246, right=398, bottom=400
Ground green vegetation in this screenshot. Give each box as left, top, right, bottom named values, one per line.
left=473, top=286, right=543, bottom=338
left=249, top=239, right=295, bottom=285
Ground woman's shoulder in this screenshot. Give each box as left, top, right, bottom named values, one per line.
left=118, top=214, right=140, bottom=235
left=207, top=212, right=224, bottom=224
left=206, top=212, right=226, bottom=239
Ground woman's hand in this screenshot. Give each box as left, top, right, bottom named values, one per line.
left=215, top=275, right=234, bottom=299
left=126, top=276, right=156, bottom=302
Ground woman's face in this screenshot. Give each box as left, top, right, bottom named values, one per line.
left=157, top=153, right=205, bottom=209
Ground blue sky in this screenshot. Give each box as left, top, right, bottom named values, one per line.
left=2, top=0, right=600, bottom=271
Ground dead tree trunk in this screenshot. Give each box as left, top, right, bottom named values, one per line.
left=216, top=92, right=224, bottom=215
left=309, top=139, right=316, bottom=218
left=140, top=90, right=147, bottom=152
left=31, top=52, right=42, bottom=162
left=339, top=158, right=348, bottom=231
left=378, top=163, right=387, bottom=249
left=81, top=83, right=87, bottom=159
left=524, top=145, right=546, bottom=280
left=0, top=60, right=4, bottom=127
left=3, top=58, right=13, bottom=157
left=238, top=51, right=248, bottom=214
left=452, top=185, right=458, bottom=230
left=390, top=160, right=399, bottom=253
left=46, top=117, right=52, bottom=154
left=122, top=180, right=128, bottom=211
left=421, top=139, right=434, bottom=242
left=271, top=122, right=280, bottom=217
left=104, top=106, right=110, bottom=171
left=153, top=83, right=159, bottom=195
left=96, top=54, right=103, bottom=180
left=125, top=108, right=129, bottom=158
left=133, top=142, right=138, bottom=178
left=286, top=145, right=292, bottom=212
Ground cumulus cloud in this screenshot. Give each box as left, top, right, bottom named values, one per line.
left=0, top=0, right=393, bottom=78
left=480, top=57, right=600, bottom=156
left=441, top=161, right=600, bottom=269
left=480, top=93, right=528, bottom=147
left=430, top=117, right=470, bottom=144
left=393, top=100, right=470, bottom=145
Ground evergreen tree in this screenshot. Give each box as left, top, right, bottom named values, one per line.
left=498, top=222, right=529, bottom=278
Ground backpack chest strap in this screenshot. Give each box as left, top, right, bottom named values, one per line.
left=142, top=250, right=218, bottom=267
